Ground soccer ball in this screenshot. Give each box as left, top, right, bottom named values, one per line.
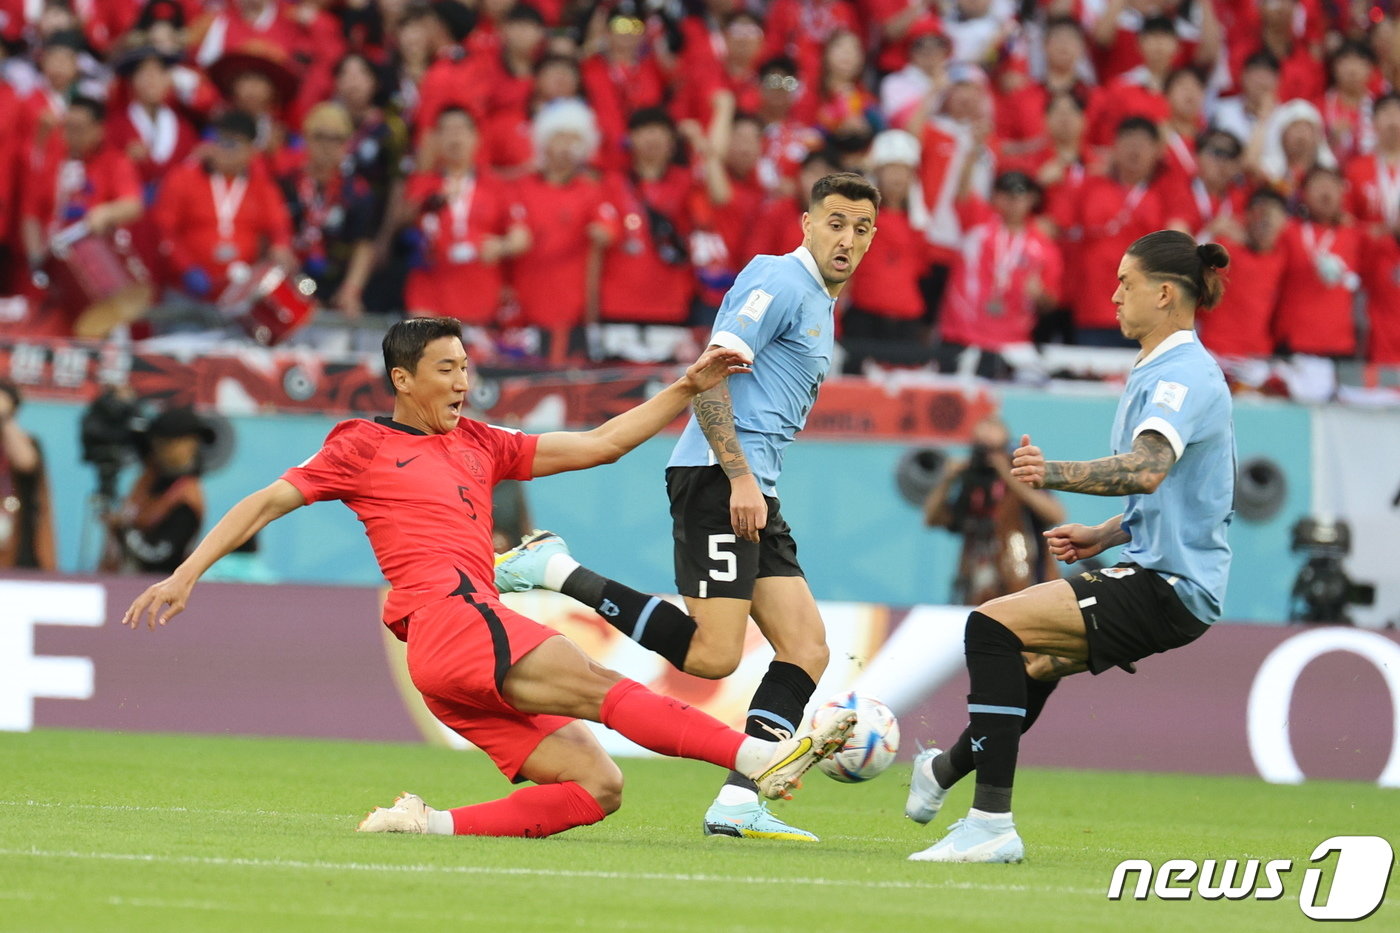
left=809, top=691, right=900, bottom=783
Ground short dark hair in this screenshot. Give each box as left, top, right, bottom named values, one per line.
left=757, top=55, right=799, bottom=78
left=1376, top=91, right=1400, bottom=115
left=534, top=52, right=580, bottom=78
left=627, top=106, right=674, bottom=134
left=1196, top=127, right=1243, bottom=158
left=68, top=95, right=105, bottom=124
left=801, top=147, right=839, bottom=171
left=1246, top=186, right=1287, bottom=211
left=1242, top=49, right=1281, bottom=73
left=1045, top=89, right=1086, bottom=114
left=382, top=318, right=465, bottom=391
left=1164, top=66, right=1205, bottom=94
left=1139, top=15, right=1178, bottom=37
left=1126, top=230, right=1230, bottom=311
left=1116, top=115, right=1160, bottom=141
left=1044, top=15, right=1083, bottom=38
left=213, top=109, right=257, bottom=142
left=810, top=171, right=881, bottom=211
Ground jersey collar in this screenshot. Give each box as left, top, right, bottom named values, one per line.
left=1134, top=329, right=1195, bottom=368
left=375, top=415, right=428, bottom=435
left=790, top=245, right=828, bottom=294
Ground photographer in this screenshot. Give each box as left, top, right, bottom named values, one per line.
left=923, top=416, right=1065, bottom=605
left=102, top=407, right=214, bottom=574
left=0, top=380, right=56, bottom=571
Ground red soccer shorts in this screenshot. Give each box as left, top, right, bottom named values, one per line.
left=404, top=591, right=573, bottom=781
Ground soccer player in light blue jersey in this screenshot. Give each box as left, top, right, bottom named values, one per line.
left=496, top=173, right=880, bottom=841
left=906, top=230, right=1235, bottom=863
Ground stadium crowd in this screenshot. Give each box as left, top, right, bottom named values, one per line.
left=2, top=0, right=1400, bottom=381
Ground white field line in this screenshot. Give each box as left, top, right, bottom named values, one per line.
left=0, top=846, right=1105, bottom=895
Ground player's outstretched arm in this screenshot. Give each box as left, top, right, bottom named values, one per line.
left=531, top=347, right=751, bottom=477
left=122, top=479, right=306, bottom=630
left=1010, top=432, right=1176, bottom=496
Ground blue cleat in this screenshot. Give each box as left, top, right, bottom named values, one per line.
left=494, top=530, right=569, bottom=593
left=702, top=800, right=819, bottom=842
left=905, top=745, right=948, bottom=825
left=908, top=812, right=1025, bottom=863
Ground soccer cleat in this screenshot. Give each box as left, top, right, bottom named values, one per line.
left=494, top=529, right=569, bottom=593
left=749, top=710, right=857, bottom=800
left=702, top=800, right=819, bottom=842
left=357, top=791, right=429, bottom=834
left=907, top=814, right=1025, bottom=863
left=904, top=745, right=948, bottom=825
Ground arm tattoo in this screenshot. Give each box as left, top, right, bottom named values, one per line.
left=694, top=382, right=752, bottom=480
left=1041, top=431, right=1176, bottom=496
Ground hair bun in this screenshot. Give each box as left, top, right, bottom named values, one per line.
left=1197, top=242, right=1230, bottom=270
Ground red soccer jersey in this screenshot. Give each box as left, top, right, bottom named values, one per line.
left=281, top=416, right=539, bottom=632
left=1274, top=219, right=1363, bottom=356
left=1361, top=233, right=1400, bottom=365
left=1344, top=152, right=1400, bottom=227
left=744, top=195, right=804, bottom=261
left=1084, top=72, right=1169, bottom=148
left=510, top=171, right=613, bottom=328
left=1196, top=236, right=1285, bottom=358
left=1066, top=174, right=1167, bottom=329
left=598, top=166, right=695, bottom=323
left=941, top=214, right=1063, bottom=349
left=22, top=146, right=142, bottom=235
left=843, top=204, right=930, bottom=320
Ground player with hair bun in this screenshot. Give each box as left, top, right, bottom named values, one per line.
left=906, top=230, right=1235, bottom=863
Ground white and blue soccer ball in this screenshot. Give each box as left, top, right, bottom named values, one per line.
left=809, top=691, right=900, bottom=783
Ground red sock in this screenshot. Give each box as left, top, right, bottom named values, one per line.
left=599, top=678, right=745, bottom=769
left=449, top=781, right=606, bottom=837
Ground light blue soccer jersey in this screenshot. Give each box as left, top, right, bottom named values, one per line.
left=668, top=247, right=835, bottom=494
left=1112, top=330, right=1235, bottom=623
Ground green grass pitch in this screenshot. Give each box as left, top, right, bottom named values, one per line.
left=0, top=729, right=1394, bottom=933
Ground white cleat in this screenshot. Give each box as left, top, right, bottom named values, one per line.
left=908, top=813, right=1025, bottom=863
left=357, top=791, right=430, bottom=834
left=905, top=746, right=948, bottom=824
left=749, top=710, right=858, bottom=800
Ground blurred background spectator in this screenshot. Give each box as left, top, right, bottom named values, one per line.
left=0, top=0, right=1395, bottom=386
left=0, top=379, right=55, bottom=571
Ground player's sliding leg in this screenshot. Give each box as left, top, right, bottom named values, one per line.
left=503, top=635, right=855, bottom=801
left=906, top=655, right=1072, bottom=824
left=359, top=724, right=618, bottom=837
left=496, top=531, right=698, bottom=670
left=701, top=577, right=828, bottom=841
left=910, top=581, right=1087, bottom=863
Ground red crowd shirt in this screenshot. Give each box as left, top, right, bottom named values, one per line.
left=761, top=0, right=860, bottom=83
left=281, top=416, right=539, bottom=635
left=22, top=145, right=142, bottom=235
left=1065, top=173, right=1167, bottom=329
left=151, top=159, right=292, bottom=292
left=941, top=212, right=1063, bottom=349
left=1360, top=234, right=1400, bottom=365
left=1084, top=71, right=1169, bottom=148
left=105, top=103, right=200, bottom=194
left=1274, top=219, right=1364, bottom=356
left=844, top=204, right=930, bottom=320
left=1344, top=152, right=1400, bottom=227
left=580, top=54, right=670, bottom=173
left=509, top=171, right=613, bottom=328
left=1159, top=176, right=1247, bottom=239
left=1195, top=236, right=1286, bottom=358
left=598, top=166, right=695, bottom=323
left=744, top=195, right=804, bottom=261
left=403, top=170, right=524, bottom=325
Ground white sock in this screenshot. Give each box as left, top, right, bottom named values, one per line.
left=716, top=784, right=759, bottom=806
left=425, top=808, right=454, bottom=835
left=732, top=736, right=778, bottom=777
left=543, top=553, right=580, bottom=591
left=968, top=807, right=1013, bottom=826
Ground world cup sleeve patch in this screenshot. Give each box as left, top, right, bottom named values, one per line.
left=1152, top=380, right=1188, bottom=412
left=738, top=288, right=774, bottom=322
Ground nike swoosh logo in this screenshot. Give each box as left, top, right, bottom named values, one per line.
left=758, top=737, right=812, bottom=779
left=395, top=456, right=421, bottom=468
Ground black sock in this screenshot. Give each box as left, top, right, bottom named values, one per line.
left=933, top=672, right=1059, bottom=790
left=559, top=567, right=696, bottom=670
left=963, top=610, right=1026, bottom=814
left=723, top=660, right=818, bottom=793
left=1022, top=674, right=1059, bottom=733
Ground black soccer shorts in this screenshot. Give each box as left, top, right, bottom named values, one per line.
left=665, top=465, right=804, bottom=600
left=1067, top=562, right=1211, bottom=675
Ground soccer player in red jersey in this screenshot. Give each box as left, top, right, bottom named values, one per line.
left=122, top=318, right=854, bottom=840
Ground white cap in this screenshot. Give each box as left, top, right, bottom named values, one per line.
left=532, top=98, right=601, bottom=161
left=870, top=129, right=921, bottom=167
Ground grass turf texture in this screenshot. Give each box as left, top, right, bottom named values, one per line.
left=0, top=730, right=1393, bottom=933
